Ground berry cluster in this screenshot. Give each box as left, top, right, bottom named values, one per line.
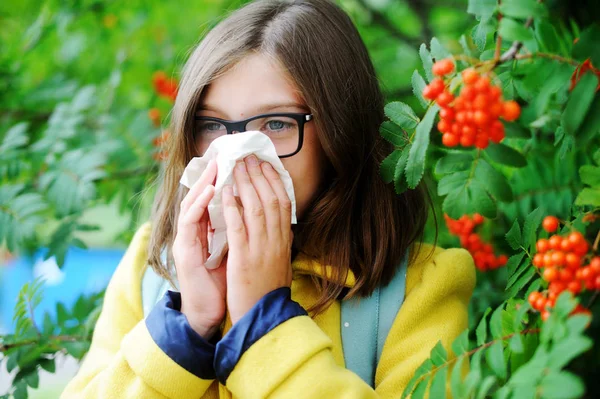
left=152, top=130, right=170, bottom=161
left=422, top=59, right=521, bottom=149
left=152, top=71, right=178, bottom=102
left=444, top=214, right=508, bottom=272
left=148, top=108, right=161, bottom=127
left=528, top=216, right=599, bottom=321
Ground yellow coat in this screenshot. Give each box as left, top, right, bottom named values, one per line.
left=61, top=222, right=475, bottom=398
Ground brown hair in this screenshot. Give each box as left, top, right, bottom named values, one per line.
left=147, top=0, right=436, bottom=315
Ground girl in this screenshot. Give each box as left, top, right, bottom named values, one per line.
left=61, top=0, right=475, bottom=397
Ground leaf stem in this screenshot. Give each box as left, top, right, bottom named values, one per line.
left=0, top=334, right=88, bottom=352
left=407, top=328, right=541, bottom=394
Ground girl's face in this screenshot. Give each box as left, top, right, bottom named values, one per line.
left=196, top=53, right=327, bottom=219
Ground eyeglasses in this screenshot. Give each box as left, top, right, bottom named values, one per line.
left=193, top=112, right=313, bottom=158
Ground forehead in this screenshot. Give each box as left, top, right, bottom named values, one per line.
left=199, top=54, right=307, bottom=119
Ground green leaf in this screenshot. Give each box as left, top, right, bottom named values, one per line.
left=56, top=302, right=69, bottom=324
left=411, top=375, right=430, bottom=399
left=561, top=72, right=598, bottom=135
left=505, top=221, right=522, bottom=250
left=522, top=207, right=543, bottom=251
left=509, top=334, right=524, bottom=353
left=430, top=366, right=447, bottom=399
left=485, top=342, right=507, bottom=380
left=579, top=91, right=600, bottom=144
left=451, top=330, right=469, bottom=356
left=62, top=341, right=90, bottom=359
left=535, top=21, right=561, bottom=53
left=467, top=0, right=496, bottom=19
left=431, top=341, right=448, bottom=367
left=435, top=153, right=474, bottom=175
left=380, top=150, right=402, bottom=184
left=506, top=256, right=531, bottom=289
left=575, top=187, right=600, bottom=206
left=438, top=171, right=470, bottom=196
left=548, top=335, right=592, bottom=369
left=412, top=70, right=429, bottom=110
left=506, top=252, right=526, bottom=278
left=476, top=307, right=491, bottom=346
left=499, top=18, right=535, bottom=43
left=395, top=146, right=411, bottom=195
left=384, top=102, right=420, bottom=131
left=401, top=359, right=434, bottom=399
left=0, top=122, right=29, bottom=152
left=540, top=371, right=585, bottom=399
left=490, top=304, right=504, bottom=339
left=506, top=268, right=537, bottom=297
left=475, top=160, right=513, bottom=202
left=486, top=143, right=527, bottom=167
left=405, top=105, right=439, bottom=188
left=419, top=44, right=433, bottom=82
left=450, top=355, right=466, bottom=399
left=469, top=180, right=497, bottom=218
left=572, top=25, right=600, bottom=66
left=379, top=121, right=407, bottom=146
left=39, top=358, right=56, bottom=373
left=499, top=0, right=547, bottom=20
left=430, top=37, right=452, bottom=61
left=476, top=376, right=497, bottom=399
left=580, top=165, right=600, bottom=186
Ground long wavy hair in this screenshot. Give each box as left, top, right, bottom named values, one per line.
left=147, top=0, right=436, bottom=315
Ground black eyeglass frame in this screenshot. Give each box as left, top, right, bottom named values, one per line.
left=193, top=112, right=313, bottom=158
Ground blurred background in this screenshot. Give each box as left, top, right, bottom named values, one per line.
left=0, top=0, right=598, bottom=397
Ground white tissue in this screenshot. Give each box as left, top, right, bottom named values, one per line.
left=179, top=131, right=297, bottom=269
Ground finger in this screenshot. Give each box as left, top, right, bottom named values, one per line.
left=180, top=159, right=217, bottom=215
left=222, top=185, right=248, bottom=251
left=245, top=156, right=280, bottom=239
left=233, top=159, right=266, bottom=238
left=179, top=185, right=215, bottom=244
left=261, top=162, right=293, bottom=240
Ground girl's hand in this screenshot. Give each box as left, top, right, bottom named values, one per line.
left=173, top=159, right=228, bottom=339
left=223, top=155, right=294, bottom=324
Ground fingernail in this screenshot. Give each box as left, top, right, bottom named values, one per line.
left=246, top=155, right=258, bottom=166
left=236, top=161, right=246, bottom=171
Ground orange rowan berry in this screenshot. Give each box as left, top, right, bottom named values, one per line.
left=590, top=257, right=600, bottom=273
left=559, top=268, right=573, bottom=282
left=535, top=297, right=547, bottom=311
left=543, top=267, right=559, bottom=282
left=436, top=91, right=454, bottom=106
left=568, top=231, right=585, bottom=246
left=574, top=241, right=589, bottom=256
left=501, top=100, right=521, bottom=121
left=542, top=216, right=559, bottom=233
left=536, top=239, right=549, bottom=253
left=567, top=280, right=582, bottom=294
left=461, top=68, right=479, bottom=85
left=548, top=235, right=563, bottom=250
left=528, top=291, right=541, bottom=307
left=432, top=59, right=455, bottom=76
left=533, top=253, right=544, bottom=268
left=474, top=76, right=491, bottom=92
left=442, top=133, right=459, bottom=147
left=565, top=253, right=582, bottom=269
left=541, top=310, right=550, bottom=321
left=551, top=251, right=566, bottom=267
left=439, top=107, right=455, bottom=120
left=437, top=119, right=451, bottom=133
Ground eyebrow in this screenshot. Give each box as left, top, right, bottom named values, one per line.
left=196, top=102, right=310, bottom=116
